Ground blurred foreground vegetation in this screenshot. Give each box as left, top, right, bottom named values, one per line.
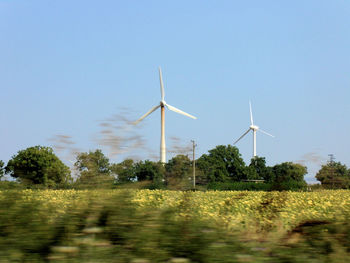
left=1, top=145, right=350, bottom=261
left=0, top=189, right=350, bottom=262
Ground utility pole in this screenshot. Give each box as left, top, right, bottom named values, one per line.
left=328, top=154, right=336, bottom=188
left=328, top=154, right=335, bottom=164
left=191, top=140, right=197, bottom=190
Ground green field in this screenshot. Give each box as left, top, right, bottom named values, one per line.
left=0, top=189, right=349, bottom=262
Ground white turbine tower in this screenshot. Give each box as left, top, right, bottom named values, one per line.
left=234, top=101, right=274, bottom=158
left=134, top=67, right=197, bottom=163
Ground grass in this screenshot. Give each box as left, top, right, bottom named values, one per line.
left=0, top=189, right=349, bottom=262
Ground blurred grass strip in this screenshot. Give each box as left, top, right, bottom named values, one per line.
left=0, top=190, right=349, bottom=262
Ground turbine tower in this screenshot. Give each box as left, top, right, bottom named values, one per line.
left=134, top=67, right=197, bottom=163
left=234, top=101, right=274, bottom=158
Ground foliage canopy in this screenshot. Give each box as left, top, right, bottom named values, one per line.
left=5, top=146, right=71, bottom=187
left=74, top=149, right=114, bottom=188
left=316, top=162, right=350, bottom=189
left=110, top=159, right=135, bottom=183
left=165, top=154, right=192, bottom=189
left=134, top=160, right=165, bottom=189
left=197, top=145, right=247, bottom=183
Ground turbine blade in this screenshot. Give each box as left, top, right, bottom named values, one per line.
left=234, top=128, right=251, bottom=144
left=249, top=101, right=254, bottom=125
left=133, top=105, right=161, bottom=125
left=165, top=103, right=197, bottom=119
left=159, top=67, right=165, bottom=101
left=259, top=129, right=275, bottom=137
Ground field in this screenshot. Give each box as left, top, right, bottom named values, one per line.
left=0, top=189, right=350, bottom=262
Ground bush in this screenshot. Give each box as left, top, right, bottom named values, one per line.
left=271, top=180, right=307, bottom=191
left=207, top=180, right=307, bottom=191
left=5, top=146, right=71, bottom=188
left=0, top=181, right=24, bottom=190
left=207, top=181, right=272, bottom=191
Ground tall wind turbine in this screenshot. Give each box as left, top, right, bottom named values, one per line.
left=134, top=67, right=197, bottom=163
left=234, top=101, right=274, bottom=158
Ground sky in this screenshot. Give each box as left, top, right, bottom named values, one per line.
left=1, top=1, right=349, bottom=183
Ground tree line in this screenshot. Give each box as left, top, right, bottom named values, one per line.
left=0, top=145, right=349, bottom=190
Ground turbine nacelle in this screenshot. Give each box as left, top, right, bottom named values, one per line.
left=160, top=100, right=166, bottom=107
left=250, top=125, right=259, bottom=131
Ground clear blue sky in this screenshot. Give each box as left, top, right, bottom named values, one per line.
left=1, top=1, right=349, bottom=182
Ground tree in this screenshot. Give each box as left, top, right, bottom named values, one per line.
left=75, top=149, right=110, bottom=175
left=134, top=160, right=165, bottom=188
left=165, top=155, right=192, bottom=189
left=270, top=162, right=307, bottom=191
left=110, top=159, right=136, bottom=183
left=74, top=149, right=113, bottom=188
left=5, top=146, right=71, bottom=187
left=249, top=156, right=274, bottom=181
left=196, top=145, right=247, bottom=183
left=272, top=162, right=307, bottom=182
left=316, top=162, right=350, bottom=189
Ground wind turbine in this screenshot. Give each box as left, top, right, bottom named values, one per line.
left=234, top=101, right=274, bottom=158
left=134, top=67, right=197, bottom=163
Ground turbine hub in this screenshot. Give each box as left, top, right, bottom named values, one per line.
left=160, top=100, right=166, bottom=106
left=250, top=125, right=259, bottom=131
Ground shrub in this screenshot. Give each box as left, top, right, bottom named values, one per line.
left=207, top=181, right=272, bottom=191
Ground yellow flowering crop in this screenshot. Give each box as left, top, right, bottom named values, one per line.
left=1, top=189, right=349, bottom=232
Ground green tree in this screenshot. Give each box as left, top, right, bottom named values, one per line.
left=272, top=162, right=307, bottom=183
left=270, top=162, right=307, bottom=190
left=134, top=160, right=165, bottom=189
left=110, top=159, right=135, bottom=183
left=316, top=162, right=350, bottom=189
left=249, top=156, right=274, bottom=181
left=165, top=155, right=192, bottom=189
left=196, top=145, right=247, bottom=183
left=5, top=146, right=71, bottom=187
left=74, top=149, right=113, bottom=188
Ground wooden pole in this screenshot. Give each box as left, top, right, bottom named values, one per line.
left=191, top=140, right=197, bottom=189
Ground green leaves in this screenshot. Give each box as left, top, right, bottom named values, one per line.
left=75, top=149, right=110, bottom=175
left=165, top=155, right=192, bottom=190
left=272, top=162, right=307, bottom=183
left=134, top=161, right=165, bottom=182
left=197, top=145, right=247, bottom=183
left=5, top=146, right=71, bottom=187
left=110, top=159, right=136, bottom=183
left=74, top=150, right=114, bottom=189
left=316, top=162, right=350, bottom=189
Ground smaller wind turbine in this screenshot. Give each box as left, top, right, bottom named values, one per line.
left=234, top=101, right=274, bottom=158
